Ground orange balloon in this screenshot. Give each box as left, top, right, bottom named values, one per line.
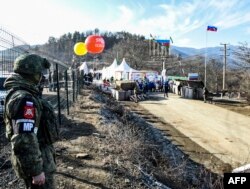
left=85, top=35, right=105, bottom=54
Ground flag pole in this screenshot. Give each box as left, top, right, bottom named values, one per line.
left=205, top=28, right=208, bottom=88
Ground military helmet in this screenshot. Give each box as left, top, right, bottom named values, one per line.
left=14, top=54, right=50, bottom=75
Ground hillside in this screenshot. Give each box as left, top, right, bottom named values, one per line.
left=171, top=45, right=238, bottom=67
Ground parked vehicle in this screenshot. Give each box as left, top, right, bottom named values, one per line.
left=0, top=73, right=13, bottom=117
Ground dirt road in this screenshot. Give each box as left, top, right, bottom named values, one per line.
left=139, top=93, right=250, bottom=170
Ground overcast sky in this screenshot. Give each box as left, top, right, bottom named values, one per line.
left=1, top=0, right=250, bottom=48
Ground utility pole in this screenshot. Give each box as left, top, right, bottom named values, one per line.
left=220, top=43, right=230, bottom=90
left=162, top=60, right=165, bottom=70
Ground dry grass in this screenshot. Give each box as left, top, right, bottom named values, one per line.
left=97, top=93, right=224, bottom=189
left=0, top=86, right=225, bottom=188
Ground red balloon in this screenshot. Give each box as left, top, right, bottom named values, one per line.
left=85, top=35, right=105, bottom=54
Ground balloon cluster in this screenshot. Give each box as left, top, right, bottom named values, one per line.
left=73, top=35, right=105, bottom=56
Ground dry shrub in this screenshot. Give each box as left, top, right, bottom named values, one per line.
left=90, top=88, right=225, bottom=188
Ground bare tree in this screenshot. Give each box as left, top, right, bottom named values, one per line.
left=206, top=59, right=223, bottom=92
left=233, top=42, right=250, bottom=92
left=233, top=42, right=250, bottom=69
left=110, top=38, right=149, bottom=69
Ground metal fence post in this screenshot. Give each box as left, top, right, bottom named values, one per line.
left=76, top=70, right=79, bottom=99
left=64, top=70, right=69, bottom=115
left=72, top=70, right=75, bottom=102
left=56, top=63, right=61, bottom=125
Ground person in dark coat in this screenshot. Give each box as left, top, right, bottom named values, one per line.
left=178, top=83, right=182, bottom=95
left=203, top=87, right=209, bottom=103
left=163, top=80, right=169, bottom=98
left=133, top=80, right=141, bottom=103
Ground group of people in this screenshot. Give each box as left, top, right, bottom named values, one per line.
left=133, top=78, right=170, bottom=102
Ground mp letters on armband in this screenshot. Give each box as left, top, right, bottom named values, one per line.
left=15, top=101, right=36, bottom=134
left=16, top=119, right=35, bottom=133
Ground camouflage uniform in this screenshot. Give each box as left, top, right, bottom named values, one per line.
left=4, top=54, right=58, bottom=189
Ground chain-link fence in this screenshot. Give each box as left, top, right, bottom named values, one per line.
left=0, top=27, right=80, bottom=126
left=0, top=27, right=30, bottom=75
left=41, top=62, right=80, bottom=125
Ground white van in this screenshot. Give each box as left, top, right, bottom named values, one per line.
left=0, top=73, right=13, bottom=117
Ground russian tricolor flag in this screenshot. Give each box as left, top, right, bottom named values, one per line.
left=207, top=26, right=217, bottom=32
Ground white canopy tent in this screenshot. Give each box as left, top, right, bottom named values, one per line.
left=115, top=58, right=139, bottom=80
left=100, top=59, right=118, bottom=80
left=101, top=66, right=107, bottom=79
left=79, top=62, right=89, bottom=74
left=106, top=58, right=118, bottom=79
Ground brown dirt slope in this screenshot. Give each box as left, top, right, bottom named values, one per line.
left=1, top=87, right=226, bottom=189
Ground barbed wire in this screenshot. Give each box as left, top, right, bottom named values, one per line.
left=0, top=26, right=69, bottom=73
left=0, top=26, right=29, bottom=48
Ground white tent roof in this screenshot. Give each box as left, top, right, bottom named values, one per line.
left=108, top=58, right=118, bottom=70
left=101, top=66, right=107, bottom=79
left=105, top=58, right=118, bottom=78
left=79, top=62, right=89, bottom=74
left=115, top=58, right=137, bottom=72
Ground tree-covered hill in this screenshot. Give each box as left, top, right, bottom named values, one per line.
left=30, top=28, right=250, bottom=93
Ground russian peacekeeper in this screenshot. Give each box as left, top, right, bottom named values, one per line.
left=4, top=53, right=58, bottom=189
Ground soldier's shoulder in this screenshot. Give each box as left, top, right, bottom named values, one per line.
left=6, top=90, right=36, bottom=107
left=8, top=90, right=33, bottom=100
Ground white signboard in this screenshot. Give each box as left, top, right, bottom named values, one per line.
left=146, top=72, right=158, bottom=82
left=188, top=73, right=199, bottom=80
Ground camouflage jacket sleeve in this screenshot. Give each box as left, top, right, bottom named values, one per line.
left=6, top=92, right=43, bottom=177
